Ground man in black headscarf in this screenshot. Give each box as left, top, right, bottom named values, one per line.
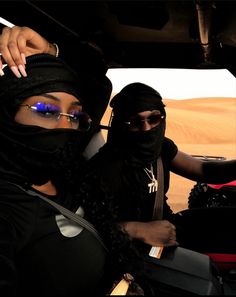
left=78, top=82, right=236, bottom=279
left=83, top=83, right=178, bottom=249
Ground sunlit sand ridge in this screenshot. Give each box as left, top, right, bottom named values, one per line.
left=164, top=97, right=236, bottom=212
left=101, top=97, right=236, bottom=213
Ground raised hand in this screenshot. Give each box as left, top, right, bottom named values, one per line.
left=0, top=26, right=57, bottom=77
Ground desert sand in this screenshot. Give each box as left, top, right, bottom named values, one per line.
left=101, top=97, right=236, bottom=213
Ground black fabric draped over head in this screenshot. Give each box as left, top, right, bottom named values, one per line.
left=107, top=82, right=166, bottom=166
left=0, top=53, right=112, bottom=125
left=0, top=54, right=84, bottom=106
left=110, top=82, right=166, bottom=118
left=0, top=54, right=110, bottom=187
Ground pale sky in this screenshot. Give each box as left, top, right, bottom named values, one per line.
left=106, top=68, right=236, bottom=99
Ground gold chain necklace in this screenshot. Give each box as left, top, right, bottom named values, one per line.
left=144, top=165, right=158, bottom=193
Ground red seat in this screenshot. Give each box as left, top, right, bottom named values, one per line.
left=206, top=253, right=236, bottom=272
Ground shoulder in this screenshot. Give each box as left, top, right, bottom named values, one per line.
left=0, top=180, right=37, bottom=210
left=85, top=146, right=126, bottom=194
left=163, top=137, right=178, bottom=148
left=161, top=137, right=178, bottom=160
left=89, top=144, right=124, bottom=172
left=0, top=181, right=38, bottom=234
left=0, top=180, right=25, bottom=196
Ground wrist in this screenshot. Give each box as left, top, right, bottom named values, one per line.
left=121, top=221, right=144, bottom=240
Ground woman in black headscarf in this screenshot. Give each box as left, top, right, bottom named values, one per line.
left=0, top=25, right=111, bottom=138
left=0, top=54, right=112, bottom=296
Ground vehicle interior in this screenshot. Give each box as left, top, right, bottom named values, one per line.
left=1, top=2, right=235, bottom=203
left=1, top=0, right=235, bottom=219
left=1, top=1, right=236, bottom=294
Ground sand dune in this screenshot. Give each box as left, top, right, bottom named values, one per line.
left=165, top=98, right=236, bottom=144
left=101, top=97, right=236, bottom=212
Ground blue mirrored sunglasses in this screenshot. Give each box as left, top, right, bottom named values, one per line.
left=19, top=102, right=92, bottom=131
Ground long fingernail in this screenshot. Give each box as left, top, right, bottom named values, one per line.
left=18, top=64, right=27, bottom=77
left=10, top=66, right=21, bottom=78
left=21, top=53, right=26, bottom=64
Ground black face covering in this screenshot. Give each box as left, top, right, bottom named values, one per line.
left=0, top=54, right=92, bottom=186
left=107, top=83, right=166, bottom=166
left=0, top=107, right=87, bottom=185
left=107, top=120, right=166, bottom=166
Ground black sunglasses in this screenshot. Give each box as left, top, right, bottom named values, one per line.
left=124, top=112, right=165, bottom=130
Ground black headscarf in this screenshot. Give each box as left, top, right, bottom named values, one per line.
left=107, top=82, right=166, bottom=166
left=0, top=54, right=106, bottom=186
